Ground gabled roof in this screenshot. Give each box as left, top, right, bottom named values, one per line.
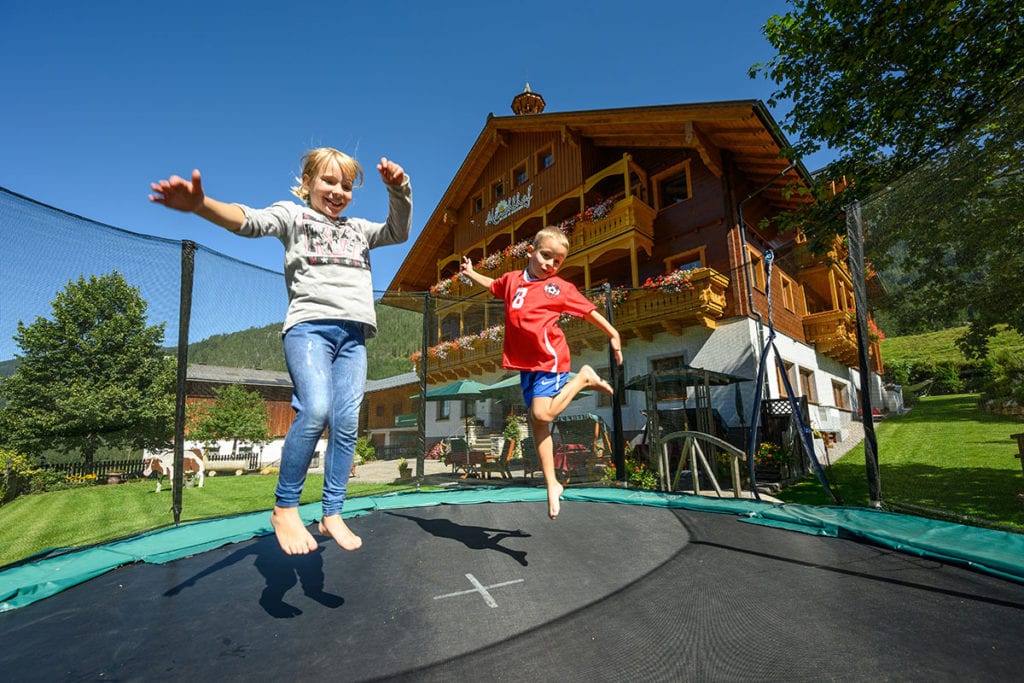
left=389, top=99, right=810, bottom=293
left=187, top=364, right=292, bottom=388
left=366, top=371, right=419, bottom=392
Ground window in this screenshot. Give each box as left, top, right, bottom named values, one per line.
left=513, top=163, right=528, bottom=186
left=472, top=193, right=483, bottom=214
left=777, top=360, right=795, bottom=398
left=799, top=368, right=816, bottom=403
left=375, top=405, right=385, bottom=418
left=436, top=400, right=451, bottom=420
left=665, top=248, right=705, bottom=273
left=747, top=249, right=766, bottom=291
left=392, top=402, right=402, bottom=417
left=781, top=277, right=796, bottom=312
left=832, top=381, right=849, bottom=410
left=537, top=147, right=554, bottom=171
left=493, top=179, right=504, bottom=201
left=652, top=161, right=691, bottom=209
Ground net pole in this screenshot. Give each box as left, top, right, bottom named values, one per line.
left=603, top=283, right=627, bottom=483
left=172, top=240, right=196, bottom=524
left=845, top=201, right=882, bottom=507
left=416, top=292, right=430, bottom=479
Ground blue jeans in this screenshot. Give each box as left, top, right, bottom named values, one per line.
left=277, top=320, right=366, bottom=517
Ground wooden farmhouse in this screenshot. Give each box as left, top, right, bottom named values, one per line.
left=385, top=86, right=891, bottom=444
left=185, top=365, right=420, bottom=462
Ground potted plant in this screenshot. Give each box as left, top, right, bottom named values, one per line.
left=397, top=457, right=412, bottom=480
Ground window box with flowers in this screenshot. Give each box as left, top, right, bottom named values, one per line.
left=642, top=267, right=696, bottom=294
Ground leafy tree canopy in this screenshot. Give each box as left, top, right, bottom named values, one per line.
left=187, top=383, right=271, bottom=454
left=752, top=0, right=1024, bottom=353
left=0, top=272, right=175, bottom=463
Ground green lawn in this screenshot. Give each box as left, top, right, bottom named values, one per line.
left=880, top=324, right=1024, bottom=365
left=0, top=474, right=410, bottom=568
left=778, top=394, right=1024, bottom=531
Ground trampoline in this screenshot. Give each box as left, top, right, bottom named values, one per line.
left=3, top=487, right=1024, bottom=681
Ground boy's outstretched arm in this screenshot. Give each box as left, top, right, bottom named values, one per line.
left=149, top=169, right=245, bottom=232
left=587, top=310, right=623, bottom=365
left=460, top=256, right=494, bottom=289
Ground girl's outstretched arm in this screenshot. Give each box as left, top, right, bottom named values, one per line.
left=149, top=169, right=245, bottom=232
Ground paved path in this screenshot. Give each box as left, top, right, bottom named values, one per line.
left=350, top=457, right=467, bottom=485
left=817, top=419, right=866, bottom=465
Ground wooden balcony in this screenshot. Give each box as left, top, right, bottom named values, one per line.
left=432, top=195, right=656, bottom=305
left=803, top=310, right=859, bottom=366
left=566, top=195, right=655, bottom=256
left=419, top=268, right=730, bottom=382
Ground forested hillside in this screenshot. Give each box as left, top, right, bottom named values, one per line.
left=187, top=302, right=423, bottom=379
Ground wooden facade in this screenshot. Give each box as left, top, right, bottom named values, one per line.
left=186, top=365, right=421, bottom=447
left=386, top=94, right=881, bottom=388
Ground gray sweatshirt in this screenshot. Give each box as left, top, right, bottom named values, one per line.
left=235, top=179, right=412, bottom=338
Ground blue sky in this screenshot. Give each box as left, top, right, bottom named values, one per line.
left=1, top=1, right=832, bottom=358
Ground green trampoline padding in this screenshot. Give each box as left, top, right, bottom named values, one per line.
left=3, top=486, right=1024, bottom=612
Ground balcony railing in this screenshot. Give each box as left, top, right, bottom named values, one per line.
left=803, top=310, right=859, bottom=366
left=432, top=195, right=656, bottom=305
left=566, top=195, right=655, bottom=255
left=419, top=268, right=730, bottom=383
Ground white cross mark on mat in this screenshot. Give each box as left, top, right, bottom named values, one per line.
left=433, top=573, right=524, bottom=608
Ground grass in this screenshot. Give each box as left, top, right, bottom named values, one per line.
left=880, top=324, right=1024, bottom=365
left=0, top=474, right=413, bottom=568
left=777, top=394, right=1024, bottom=531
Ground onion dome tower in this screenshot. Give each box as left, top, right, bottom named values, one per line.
left=511, top=83, right=546, bottom=115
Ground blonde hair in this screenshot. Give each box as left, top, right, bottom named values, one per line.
left=290, top=147, right=364, bottom=203
left=533, top=226, right=570, bottom=250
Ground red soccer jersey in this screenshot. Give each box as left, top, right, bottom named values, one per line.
left=490, top=270, right=596, bottom=372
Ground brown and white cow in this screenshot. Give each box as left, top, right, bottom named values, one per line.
left=143, top=449, right=205, bottom=492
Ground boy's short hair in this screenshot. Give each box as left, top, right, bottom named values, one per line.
left=533, top=226, right=570, bottom=251
left=291, top=147, right=364, bottom=203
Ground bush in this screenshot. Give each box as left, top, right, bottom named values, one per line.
left=1, top=449, right=36, bottom=504
left=602, top=453, right=658, bottom=490
left=355, top=436, right=376, bottom=464
left=979, top=352, right=1024, bottom=413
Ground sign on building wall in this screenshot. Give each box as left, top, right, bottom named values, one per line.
left=485, top=186, right=533, bottom=226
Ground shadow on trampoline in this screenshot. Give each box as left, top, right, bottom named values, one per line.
left=163, top=533, right=345, bottom=618
left=385, top=510, right=531, bottom=566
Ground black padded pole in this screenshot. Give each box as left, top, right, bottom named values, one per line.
left=172, top=240, right=196, bottom=524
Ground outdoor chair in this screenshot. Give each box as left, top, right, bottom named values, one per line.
left=482, top=438, right=515, bottom=480
left=551, top=413, right=612, bottom=483
left=521, top=436, right=542, bottom=479
left=446, top=438, right=470, bottom=474
left=446, top=437, right=486, bottom=478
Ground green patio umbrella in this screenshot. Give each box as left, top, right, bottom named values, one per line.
left=412, top=379, right=489, bottom=401
left=412, top=379, right=490, bottom=436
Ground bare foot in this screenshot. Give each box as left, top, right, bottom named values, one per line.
left=319, top=514, right=363, bottom=551
left=271, top=506, right=318, bottom=555
left=547, top=481, right=565, bottom=520
left=579, top=364, right=614, bottom=395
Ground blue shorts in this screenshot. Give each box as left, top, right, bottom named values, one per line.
left=520, top=371, right=569, bottom=405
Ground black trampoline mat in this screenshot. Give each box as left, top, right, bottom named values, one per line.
left=3, top=500, right=1024, bottom=682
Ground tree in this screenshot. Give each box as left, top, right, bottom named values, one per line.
left=0, top=272, right=175, bottom=464
left=751, top=0, right=1024, bottom=352
left=187, top=384, right=271, bottom=456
